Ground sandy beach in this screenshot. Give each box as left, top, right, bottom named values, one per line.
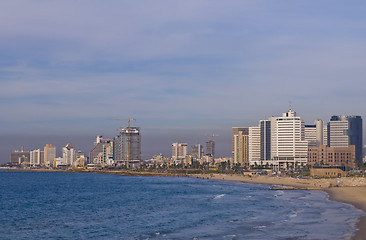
left=5, top=169, right=365, bottom=239
left=193, top=173, right=366, bottom=240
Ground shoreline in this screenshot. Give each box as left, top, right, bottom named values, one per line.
left=192, top=173, right=366, bottom=240
left=3, top=169, right=365, bottom=239
left=325, top=187, right=366, bottom=240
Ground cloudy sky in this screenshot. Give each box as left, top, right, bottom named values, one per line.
left=1, top=1, right=366, bottom=162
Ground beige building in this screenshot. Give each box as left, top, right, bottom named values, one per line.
left=310, top=167, right=346, bottom=177
left=232, top=127, right=249, bottom=167
left=44, top=144, right=56, bottom=167
left=308, top=145, right=356, bottom=169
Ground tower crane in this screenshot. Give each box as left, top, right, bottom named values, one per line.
left=111, top=118, right=136, bottom=169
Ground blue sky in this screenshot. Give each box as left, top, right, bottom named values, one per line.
left=1, top=1, right=366, bottom=161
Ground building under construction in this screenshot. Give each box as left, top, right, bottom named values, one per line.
left=113, top=126, right=141, bottom=168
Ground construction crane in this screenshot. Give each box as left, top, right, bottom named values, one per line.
left=111, top=118, right=136, bottom=169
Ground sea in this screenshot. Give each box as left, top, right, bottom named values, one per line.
left=0, top=171, right=363, bottom=240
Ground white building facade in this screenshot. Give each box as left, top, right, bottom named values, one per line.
left=249, top=126, right=261, bottom=166
left=271, top=109, right=308, bottom=170
left=172, top=142, right=188, bottom=163
left=62, top=142, right=76, bottom=166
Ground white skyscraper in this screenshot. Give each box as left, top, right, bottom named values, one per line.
left=172, top=143, right=188, bottom=161
left=62, top=142, right=76, bottom=166
left=30, top=149, right=43, bottom=166
left=272, top=109, right=308, bottom=169
left=249, top=126, right=261, bottom=166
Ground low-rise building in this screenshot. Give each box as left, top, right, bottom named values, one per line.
left=310, top=167, right=346, bottom=178
left=308, top=145, right=356, bottom=169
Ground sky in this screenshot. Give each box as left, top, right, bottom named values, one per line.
left=1, top=0, right=366, bottom=162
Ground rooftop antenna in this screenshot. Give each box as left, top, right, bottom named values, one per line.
left=289, top=101, right=292, bottom=111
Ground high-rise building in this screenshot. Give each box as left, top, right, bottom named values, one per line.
left=323, top=125, right=328, bottom=146
left=205, top=138, right=215, bottom=159
left=90, top=136, right=113, bottom=166
left=232, top=127, right=249, bottom=167
left=44, top=144, right=56, bottom=167
left=260, top=120, right=271, bottom=161
left=10, top=148, right=30, bottom=165
left=191, top=144, right=203, bottom=160
left=305, top=125, right=317, bottom=147
left=249, top=126, right=260, bottom=166
left=114, top=127, right=141, bottom=167
left=62, top=142, right=76, bottom=166
left=327, top=115, right=362, bottom=165
left=30, top=149, right=44, bottom=166
left=172, top=142, right=188, bottom=161
left=305, top=120, right=323, bottom=147
left=272, top=109, right=308, bottom=169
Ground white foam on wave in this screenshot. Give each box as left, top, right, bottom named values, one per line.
left=274, top=190, right=284, bottom=197
left=242, top=195, right=253, bottom=200
left=223, top=234, right=237, bottom=240
left=289, top=211, right=298, bottom=218
left=214, top=194, right=225, bottom=199
left=253, top=225, right=266, bottom=230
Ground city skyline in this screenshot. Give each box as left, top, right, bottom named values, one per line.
left=1, top=1, right=366, bottom=162
left=3, top=110, right=364, bottom=166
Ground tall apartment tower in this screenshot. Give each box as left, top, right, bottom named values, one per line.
left=44, top=144, right=56, bottom=166
left=323, top=125, right=328, bottom=146
left=172, top=142, right=188, bottom=161
left=260, top=120, right=271, bottom=161
left=114, top=127, right=141, bottom=166
left=205, top=138, right=215, bottom=159
left=232, top=127, right=249, bottom=167
left=191, top=144, right=203, bottom=160
left=305, top=120, right=323, bottom=147
left=272, top=109, right=308, bottom=168
left=62, top=142, right=76, bottom=166
left=90, top=136, right=113, bottom=165
left=249, top=126, right=260, bottom=165
left=30, top=149, right=44, bottom=166
left=328, top=115, right=363, bottom=165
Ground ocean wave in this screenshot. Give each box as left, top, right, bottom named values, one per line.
left=214, top=194, right=225, bottom=199
left=242, top=195, right=253, bottom=200
left=223, top=234, right=237, bottom=239
left=253, top=225, right=266, bottom=229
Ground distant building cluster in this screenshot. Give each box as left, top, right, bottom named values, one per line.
left=10, top=143, right=86, bottom=168
left=144, top=137, right=222, bottom=169
left=9, top=126, right=141, bottom=169
left=232, top=109, right=362, bottom=170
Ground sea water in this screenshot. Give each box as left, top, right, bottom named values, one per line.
left=0, top=172, right=363, bottom=240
